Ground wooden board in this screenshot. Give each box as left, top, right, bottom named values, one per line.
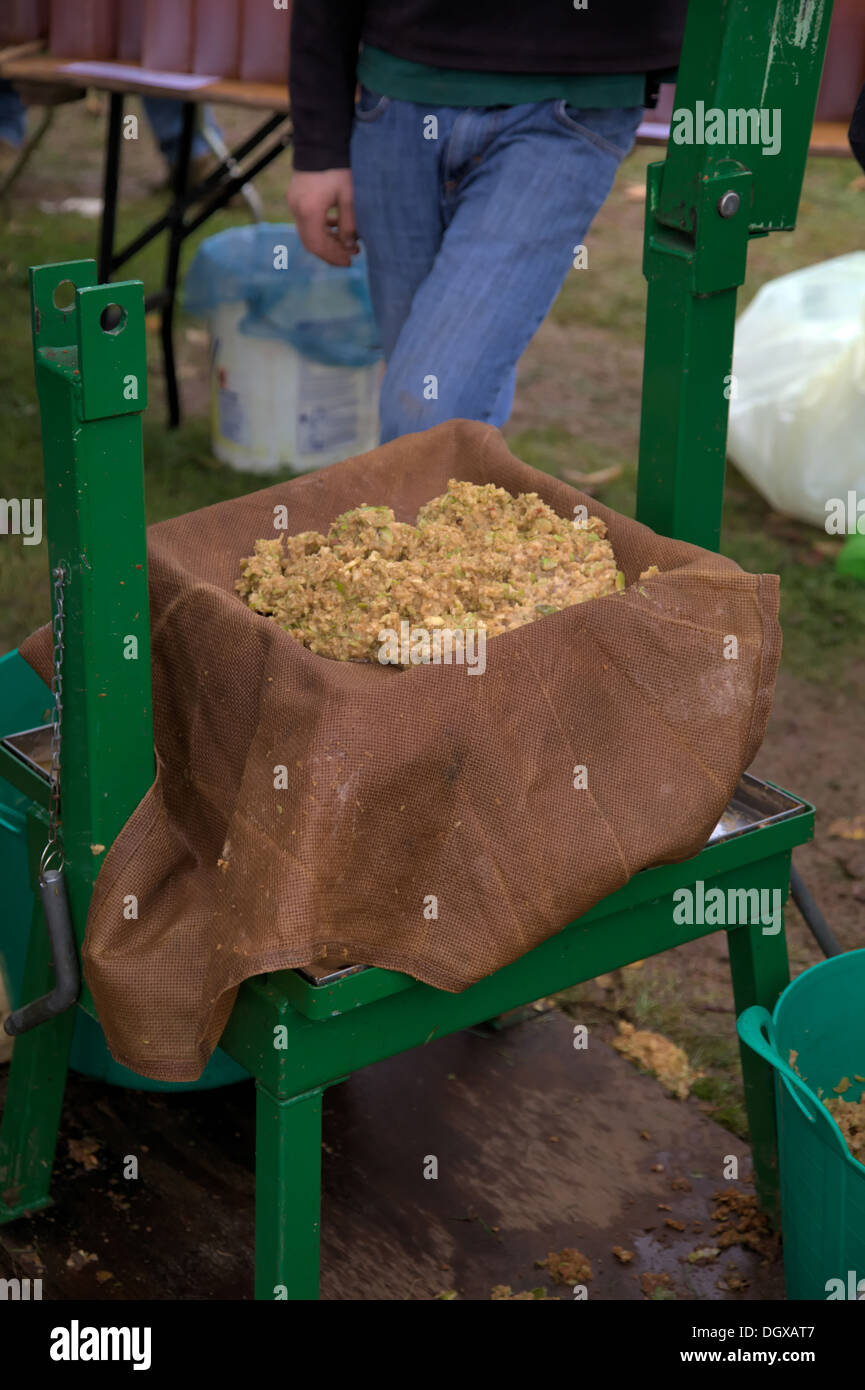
left=0, top=52, right=289, bottom=112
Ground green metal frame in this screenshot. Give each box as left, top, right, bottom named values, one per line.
left=637, top=0, right=833, bottom=549
left=0, top=0, right=831, bottom=1300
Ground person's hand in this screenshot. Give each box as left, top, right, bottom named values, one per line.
left=287, top=169, right=359, bottom=267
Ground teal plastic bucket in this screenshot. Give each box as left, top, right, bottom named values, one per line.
left=738, top=950, right=865, bottom=1301
left=0, top=649, right=249, bottom=1092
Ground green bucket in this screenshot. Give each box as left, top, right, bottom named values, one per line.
left=738, top=951, right=865, bottom=1302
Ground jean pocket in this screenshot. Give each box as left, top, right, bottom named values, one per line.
left=354, top=85, right=391, bottom=122
left=553, top=101, right=642, bottom=160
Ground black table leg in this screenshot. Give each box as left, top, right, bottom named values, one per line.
left=98, top=91, right=124, bottom=282
left=161, top=101, right=198, bottom=429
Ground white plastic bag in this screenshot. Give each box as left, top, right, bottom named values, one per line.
left=727, top=252, right=865, bottom=528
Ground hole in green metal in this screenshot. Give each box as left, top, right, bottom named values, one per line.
left=100, top=303, right=127, bottom=335
left=52, top=280, right=76, bottom=311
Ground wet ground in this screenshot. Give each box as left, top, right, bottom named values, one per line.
left=0, top=1009, right=783, bottom=1301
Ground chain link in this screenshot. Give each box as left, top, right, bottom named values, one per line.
left=40, top=563, right=66, bottom=878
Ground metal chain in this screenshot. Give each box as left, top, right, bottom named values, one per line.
left=40, top=563, right=66, bottom=878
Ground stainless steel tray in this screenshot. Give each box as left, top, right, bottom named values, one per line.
left=707, top=771, right=807, bottom=845
left=0, top=722, right=52, bottom=777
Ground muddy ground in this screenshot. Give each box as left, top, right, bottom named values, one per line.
left=0, top=1011, right=783, bottom=1302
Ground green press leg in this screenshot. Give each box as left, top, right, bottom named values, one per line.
left=0, top=894, right=75, bottom=1223
left=255, top=1083, right=323, bottom=1301
left=726, top=867, right=791, bottom=1226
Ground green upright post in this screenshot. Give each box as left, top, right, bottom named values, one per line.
left=0, top=813, right=77, bottom=1218
left=637, top=0, right=834, bottom=549
left=255, top=1084, right=324, bottom=1301
left=727, top=897, right=792, bottom=1224
left=28, top=261, right=155, bottom=973
left=0, top=262, right=155, bottom=1224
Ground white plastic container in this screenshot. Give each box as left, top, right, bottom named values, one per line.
left=209, top=303, right=381, bottom=473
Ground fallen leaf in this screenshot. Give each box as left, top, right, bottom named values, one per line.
left=68, top=1137, right=101, bottom=1170
left=829, top=816, right=865, bottom=841
left=641, top=1271, right=674, bottom=1299
left=612, top=1246, right=635, bottom=1264
left=687, top=1246, right=720, bottom=1264
left=491, top=1284, right=555, bottom=1300
left=711, top=1190, right=779, bottom=1261
left=65, top=1249, right=98, bottom=1271
left=536, top=1247, right=592, bottom=1285
left=11, top=1245, right=44, bottom=1272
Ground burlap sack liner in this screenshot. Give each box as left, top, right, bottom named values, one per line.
left=20, top=420, right=781, bottom=1081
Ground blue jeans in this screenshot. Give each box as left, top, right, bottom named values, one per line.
left=142, top=97, right=221, bottom=164
left=0, top=81, right=26, bottom=148
left=350, top=90, right=643, bottom=443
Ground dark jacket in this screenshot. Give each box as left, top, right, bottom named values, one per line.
left=289, top=0, right=689, bottom=170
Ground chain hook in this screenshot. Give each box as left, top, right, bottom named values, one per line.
left=42, top=562, right=66, bottom=881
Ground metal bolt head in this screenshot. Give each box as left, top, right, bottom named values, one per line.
left=717, top=190, right=740, bottom=219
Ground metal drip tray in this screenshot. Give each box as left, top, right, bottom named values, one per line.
left=707, top=772, right=807, bottom=845
left=1, top=722, right=53, bottom=777
left=293, top=960, right=368, bottom=986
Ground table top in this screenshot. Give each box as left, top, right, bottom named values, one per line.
left=2, top=48, right=851, bottom=154
left=0, top=49, right=289, bottom=113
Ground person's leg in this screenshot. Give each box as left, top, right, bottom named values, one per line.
left=0, top=81, right=27, bottom=149
left=350, top=87, right=459, bottom=361
left=142, top=96, right=222, bottom=164
left=376, top=100, right=643, bottom=442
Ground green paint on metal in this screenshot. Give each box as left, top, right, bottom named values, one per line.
left=636, top=0, right=833, bottom=549
left=255, top=1084, right=323, bottom=1300
left=0, top=813, right=76, bottom=1222
left=77, top=282, right=149, bottom=420
left=28, top=263, right=155, bottom=953
left=29, top=259, right=97, bottom=359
